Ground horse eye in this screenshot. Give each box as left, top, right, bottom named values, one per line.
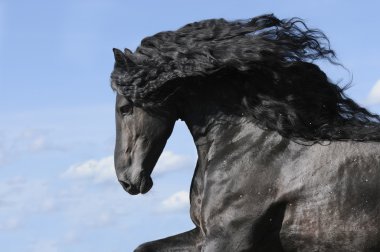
left=120, top=105, right=133, bottom=116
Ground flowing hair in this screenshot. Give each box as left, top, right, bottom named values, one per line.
left=111, top=14, right=380, bottom=142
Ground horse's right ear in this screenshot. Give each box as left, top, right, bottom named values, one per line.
left=113, top=48, right=127, bottom=67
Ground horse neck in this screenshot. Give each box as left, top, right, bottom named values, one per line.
left=182, top=105, right=271, bottom=166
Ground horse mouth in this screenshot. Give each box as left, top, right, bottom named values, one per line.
left=139, top=176, right=153, bottom=194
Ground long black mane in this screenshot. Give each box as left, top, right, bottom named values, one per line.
left=111, top=14, right=380, bottom=142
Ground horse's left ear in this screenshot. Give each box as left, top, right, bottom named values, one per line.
left=113, top=48, right=137, bottom=68
left=113, top=48, right=127, bottom=66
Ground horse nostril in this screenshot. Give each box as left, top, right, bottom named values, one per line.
left=118, top=178, right=140, bottom=195
left=119, top=179, right=131, bottom=190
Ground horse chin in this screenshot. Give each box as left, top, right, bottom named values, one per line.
left=139, top=176, right=153, bottom=194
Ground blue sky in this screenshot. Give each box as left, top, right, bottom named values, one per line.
left=1, top=1, right=379, bottom=251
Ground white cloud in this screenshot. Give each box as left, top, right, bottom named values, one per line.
left=40, top=198, right=56, bottom=213
left=93, top=212, right=114, bottom=227
left=0, top=217, right=22, bottom=230
left=159, top=191, right=189, bottom=212
left=0, top=170, right=193, bottom=251
left=0, top=146, right=6, bottom=166
left=30, top=240, right=59, bottom=252
left=0, top=177, right=58, bottom=225
left=62, top=151, right=192, bottom=183
left=367, top=80, right=380, bottom=105
left=15, top=129, right=65, bottom=152
left=63, top=230, right=80, bottom=244
left=0, top=177, right=50, bottom=214
left=62, top=156, right=114, bottom=183
left=154, top=151, right=191, bottom=175
left=15, top=129, right=48, bottom=152
left=0, top=129, right=66, bottom=166
left=30, top=136, right=47, bottom=151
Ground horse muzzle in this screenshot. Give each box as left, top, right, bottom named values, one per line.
left=118, top=175, right=153, bottom=195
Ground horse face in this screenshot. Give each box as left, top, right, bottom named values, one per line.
left=114, top=94, right=175, bottom=195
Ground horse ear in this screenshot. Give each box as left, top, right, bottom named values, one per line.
left=124, top=48, right=133, bottom=55
left=113, top=48, right=127, bottom=67
left=113, top=48, right=138, bottom=69
left=124, top=48, right=137, bottom=66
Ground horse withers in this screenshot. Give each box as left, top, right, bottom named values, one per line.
left=111, top=14, right=380, bottom=251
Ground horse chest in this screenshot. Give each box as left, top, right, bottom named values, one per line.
left=194, top=160, right=281, bottom=235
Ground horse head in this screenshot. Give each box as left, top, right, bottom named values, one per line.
left=111, top=48, right=178, bottom=195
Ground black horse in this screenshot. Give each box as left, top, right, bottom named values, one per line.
left=111, top=14, right=380, bottom=251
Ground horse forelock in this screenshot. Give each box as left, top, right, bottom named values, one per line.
left=111, top=14, right=380, bottom=142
